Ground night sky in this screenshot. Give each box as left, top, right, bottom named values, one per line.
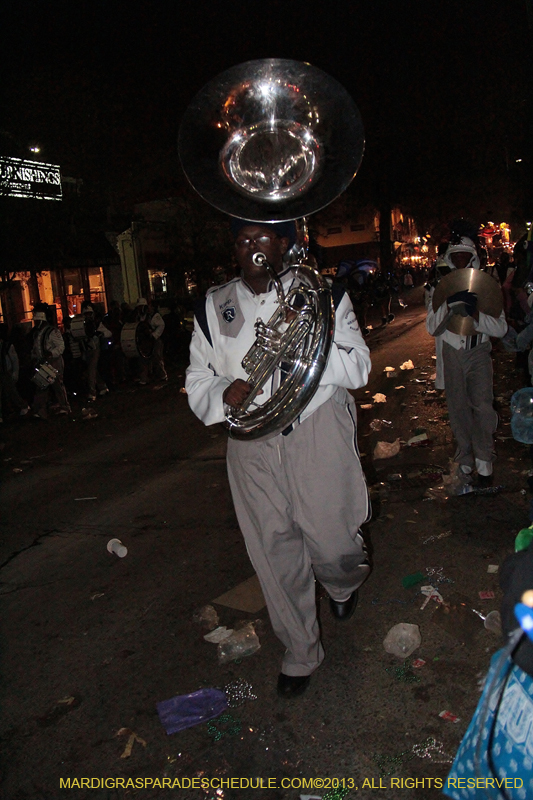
left=3, top=0, right=532, bottom=227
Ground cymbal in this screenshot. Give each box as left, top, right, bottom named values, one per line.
left=432, top=269, right=503, bottom=335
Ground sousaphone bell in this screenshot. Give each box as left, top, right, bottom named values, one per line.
left=178, top=59, right=365, bottom=439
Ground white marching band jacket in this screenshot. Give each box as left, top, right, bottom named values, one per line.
left=186, top=268, right=371, bottom=429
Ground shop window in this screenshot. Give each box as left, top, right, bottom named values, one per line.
left=148, top=269, right=168, bottom=299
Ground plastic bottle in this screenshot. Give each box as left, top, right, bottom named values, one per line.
left=217, top=622, right=260, bottom=663
left=383, top=622, right=421, bottom=659
left=107, top=538, right=128, bottom=558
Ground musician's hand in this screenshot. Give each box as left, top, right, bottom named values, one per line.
left=223, top=379, right=253, bottom=409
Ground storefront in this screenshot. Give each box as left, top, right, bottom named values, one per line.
left=0, top=262, right=113, bottom=329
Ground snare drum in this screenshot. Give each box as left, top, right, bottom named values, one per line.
left=120, top=322, right=154, bottom=359
left=32, top=362, right=59, bottom=390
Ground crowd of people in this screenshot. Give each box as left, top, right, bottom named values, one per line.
left=0, top=297, right=190, bottom=423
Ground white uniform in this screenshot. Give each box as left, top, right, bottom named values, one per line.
left=426, top=281, right=507, bottom=473
left=186, top=268, right=372, bottom=676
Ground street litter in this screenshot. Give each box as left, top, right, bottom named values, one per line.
left=385, top=661, right=421, bottom=683
left=192, top=605, right=219, bottom=629
left=81, top=407, right=98, bottom=420
left=372, top=393, right=387, bottom=403
left=384, top=366, right=395, bottom=372
left=478, top=590, right=495, bottom=600
left=386, top=371, right=397, bottom=378
left=207, top=712, right=241, bottom=740
left=411, top=658, right=426, bottom=669
left=116, top=728, right=147, bottom=758
left=107, top=538, right=127, bottom=558
left=179, top=387, right=187, bottom=394
left=472, top=608, right=502, bottom=635
left=374, top=737, right=453, bottom=778
left=90, top=592, right=105, bottom=600
left=395, top=385, right=406, bottom=390
left=422, top=530, right=452, bottom=545
left=383, top=622, right=421, bottom=659
left=204, top=626, right=233, bottom=643
left=223, top=678, right=257, bottom=707
left=401, top=571, right=425, bottom=588
left=420, top=585, right=444, bottom=610
left=12, top=468, right=23, bottom=473
left=373, top=439, right=401, bottom=459
left=400, top=360, right=415, bottom=370
left=487, top=564, right=499, bottom=573
left=360, top=403, right=373, bottom=409
left=370, top=419, right=392, bottom=431
left=157, top=688, right=227, bottom=735
left=217, top=621, right=260, bottom=663
left=439, top=710, right=460, bottom=723
left=75, top=496, right=98, bottom=500
left=407, top=432, right=428, bottom=445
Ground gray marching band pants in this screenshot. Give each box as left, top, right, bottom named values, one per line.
left=442, top=340, right=498, bottom=467
left=226, top=391, right=370, bottom=677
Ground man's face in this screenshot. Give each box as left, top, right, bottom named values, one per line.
left=234, top=225, right=289, bottom=282
left=450, top=251, right=473, bottom=269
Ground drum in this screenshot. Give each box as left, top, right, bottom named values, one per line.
left=120, top=322, right=154, bottom=359
left=32, top=361, right=59, bottom=390
left=70, top=315, right=87, bottom=340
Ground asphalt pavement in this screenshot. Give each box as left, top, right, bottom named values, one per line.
left=1, top=288, right=530, bottom=800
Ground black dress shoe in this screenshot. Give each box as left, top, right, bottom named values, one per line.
left=277, top=672, right=310, bottom=698
left=329, top=589, right=359, bottom=621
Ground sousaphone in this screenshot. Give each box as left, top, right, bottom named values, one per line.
left=178, top=59, right=365, bottom=439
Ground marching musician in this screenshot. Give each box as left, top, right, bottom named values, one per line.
left=186, top=219, right=372, bottom=698
left=135, top=298, right=167, bottom=384
left=30, top=307, right=70, bottom=419
left=426, top=235, right=507, bottom=486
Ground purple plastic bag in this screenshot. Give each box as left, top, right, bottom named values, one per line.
left=156, top=688, right=227, bottom=735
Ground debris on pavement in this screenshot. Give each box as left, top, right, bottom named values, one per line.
left=420, top=585, right=444, bottom=609
left=75, top=496, right=98, bottom=500
left=373, top=439, right=401, bottom=459
left=107, top=538, right=127, bottom=557
left=438, top=710, right=460, bottom=723
left=385, top=660, right=421, bottom=683
left=116, top=728, right=147, bottom=758
left=422, top=530, right=452, bottom=545
left=400, top=360, right=415, bottom=370
left=411, top=658, right=426, bottom=669
left=156, top=688, right=228, bottom=735
left=487, top=564, right=499, bottom=573
left=383, top=622, right=421, bottom=659
left=193, top=605, right=219, bottom=630
left=401, top=571, right=425, bottom=588
left=478, top=590, right=495, bottom=600
left=374, top=737, right=453, bottom=777
left=407, top=432, right=428, bottom=445
left=203, top=626, right=233, bottom=643
left=372, top=393, right=387, bottom=403
left=81, top=407, right=98, bottom=420
left=207, top=712, right=241, bottom=741
left=472, top=608, right=502, bottom=635
left=223, top=678, right=257, bottom=707
left=217, top=621, right=260, bottom=663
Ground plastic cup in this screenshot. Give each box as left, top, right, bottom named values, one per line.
left=107, top=538, right=128, bottom=558
left=483, top=610, right=502, bottom=636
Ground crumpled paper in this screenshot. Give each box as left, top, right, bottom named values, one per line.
left=400, top=360, right=415, bottom=370
left=373, top=439, right=401, bottom=460
left=372, top=393, right=387, bottom=403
